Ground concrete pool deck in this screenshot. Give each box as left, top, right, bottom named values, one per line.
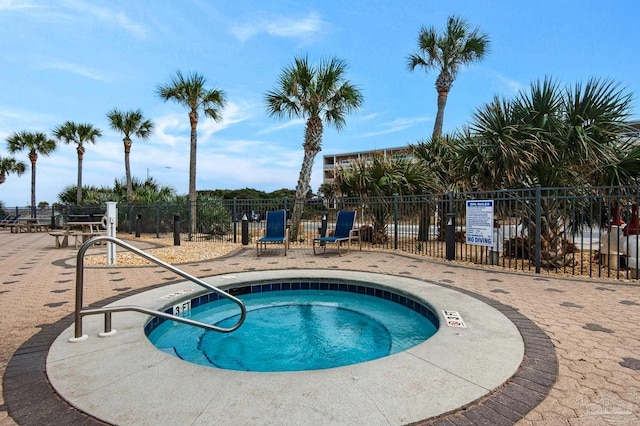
left=46, top=270, right=525, bottom=425
left=1, top=231, right=639, bottom=425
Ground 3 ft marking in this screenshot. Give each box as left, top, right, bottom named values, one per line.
left=173, top=301, right=191, bottom=317
left=443, top=310, right=467, bottom=328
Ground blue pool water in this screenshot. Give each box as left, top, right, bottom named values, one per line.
left=147, top=289, right=438, bottom=372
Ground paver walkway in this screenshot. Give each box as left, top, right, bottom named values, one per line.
left=1, top=231, right=639, bottom=425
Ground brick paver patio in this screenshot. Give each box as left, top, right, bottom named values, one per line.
left=1, top=231, right=639, bottom=425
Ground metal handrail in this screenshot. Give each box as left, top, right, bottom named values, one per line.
left=71, top=235, right=246, bottom=340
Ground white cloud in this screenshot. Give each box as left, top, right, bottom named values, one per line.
left=38, top=59, right=111, bottom=82
left=360, top=116, right=430, bottom=138
left=198, top=102, right=251, bottom=141
left=480, top=68, right=525, bottom=95
left=357, top=113, right=378, bottom=122
left=230, top=12, right=326, bottom=42
left=0, top=0, right=42, bottom=10
left=62, top=0, right=147, bottom=39
left=258, top=118, right=305, bottom=135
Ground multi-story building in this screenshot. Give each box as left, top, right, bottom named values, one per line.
left=321, top=146, right=411, bottom=185
left=322, top=120, right=640, bottom=187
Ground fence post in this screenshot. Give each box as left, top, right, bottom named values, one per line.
left=155, top=204, right=160, bottom=238
left=394, top=194, right=399, bottom=250
left=173, top=213, right=181, bottom=246
left=50, top=204, right=56, bottom=229
left=128, top=204, right=134, bottom=234
left=188, top=200, right=193, bottom=242
left=535, top=185, right=541, bottom=274
left=232, top=197, right=238, bottom=243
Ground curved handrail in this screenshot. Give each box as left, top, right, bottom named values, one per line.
left=72, top=235, right=246, bottom=340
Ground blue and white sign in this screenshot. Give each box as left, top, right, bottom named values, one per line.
left=465, top=200, right=494, bottom=247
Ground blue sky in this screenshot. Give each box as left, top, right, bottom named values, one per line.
left=1, top=0, right=639, bottom=207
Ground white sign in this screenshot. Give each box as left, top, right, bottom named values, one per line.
left=465, top=200, right=494, bottom=247
left=443, top=310, right=467, bottom=328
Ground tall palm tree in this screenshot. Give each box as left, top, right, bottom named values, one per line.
left=156, top=71, right=226, bottom=238
left=408, top=15, right=490, bottom=139
left=0, top=156, right=27, bottom=185
left=6, top=131, right=56, bottom=217
left=106, top=108, right=154, bottom=202
left=265, top=56, right=363, bottom=241
left=52, top=121, right=102, bottom=204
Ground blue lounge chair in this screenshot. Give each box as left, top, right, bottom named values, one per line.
left=313, top=210, right=360, bottom=256
left=257, top=210, right=289, bottom=256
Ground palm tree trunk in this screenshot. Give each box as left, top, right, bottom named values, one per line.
left=290, top=150, right=316, bottom=242
left=290, top=116, right=323, bottom=242
left=432, top=88, right=449, bottom=139
left=29, top=152, right=37, bottom=218
left=124, top=138, right=133, bottom=202
left=188, top=110, right=199, bottom=239
left=77, top=146, right=84, bottom=204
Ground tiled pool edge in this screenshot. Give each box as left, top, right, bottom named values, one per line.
left=4, top=279, right=556, bottom=426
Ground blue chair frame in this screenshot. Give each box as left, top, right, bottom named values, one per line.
left=313, top=210, right=360, bottom=256
left=257, top=210, right=289, bottom=256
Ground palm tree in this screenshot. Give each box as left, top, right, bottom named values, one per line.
left=156, top=71, right=226, bottom=238
left=408, top=15, right=490, bottom=139
left=52, top=121, right=102, bottom=204
left=106, top=108, right=154, bottom=202
left=265, top=56, right=363, bottom=241
left=0, top=156, right=27, bottom=185
left=457, top=76, right=636, bottom=267
left=6, top=131, right=56, bottom=217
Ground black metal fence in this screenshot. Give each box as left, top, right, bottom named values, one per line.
left=5, top=185, right=640, bottom=280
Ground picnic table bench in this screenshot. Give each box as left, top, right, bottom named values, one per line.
left=49, top=230, right=107, bottom=248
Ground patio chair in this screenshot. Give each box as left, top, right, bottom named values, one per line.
left=257, top=210, right=289, bottom=256
left=313, top=210, right=361, bottom=256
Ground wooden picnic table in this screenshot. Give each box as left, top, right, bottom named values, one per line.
left=10, top=218, right=49, bottom=233
left=50, top=221, right=106, bottom=248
